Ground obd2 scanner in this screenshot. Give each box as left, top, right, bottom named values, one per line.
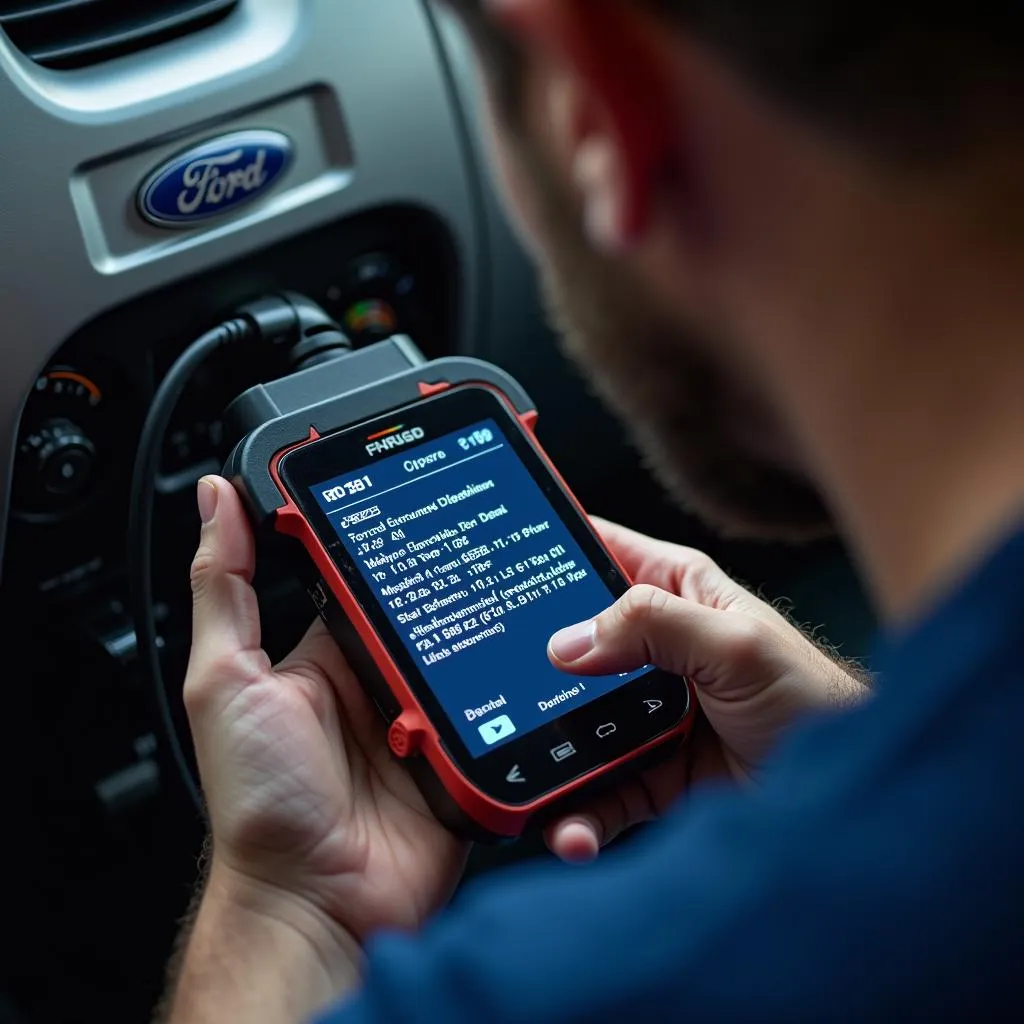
left=129, top=294, right=694, bottom=841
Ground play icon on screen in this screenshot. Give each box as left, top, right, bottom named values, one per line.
left=478, top=714, right=517, bottom=745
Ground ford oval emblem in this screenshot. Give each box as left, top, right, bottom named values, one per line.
left=137, top=129, right=292, bottom=228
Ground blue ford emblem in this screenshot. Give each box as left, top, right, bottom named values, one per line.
left=137, top=129, right=292, bottom=228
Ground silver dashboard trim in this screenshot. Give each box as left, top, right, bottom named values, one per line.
left=0, top=1, right=302, bottom=117
left=0, top=0, right=486, bottom=572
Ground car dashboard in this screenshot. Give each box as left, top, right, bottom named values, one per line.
left=0, top=4, right=873, bottom=1021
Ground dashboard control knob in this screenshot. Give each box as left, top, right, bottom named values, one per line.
left=25, top=418, right=97, bottom=501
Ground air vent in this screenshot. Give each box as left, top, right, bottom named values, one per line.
left=0, top=0, right=239, bottom=71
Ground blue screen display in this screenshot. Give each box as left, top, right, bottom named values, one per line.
left=312, top=417, right=649, bottom=757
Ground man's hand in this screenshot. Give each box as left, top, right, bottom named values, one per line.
left=165, top=477, right=616, bottom=1022
left=184, top=477, right=468, bottom=944
left=545, top=518, right=871, bottom=861
left=165, top=475, right=469, bottom=1022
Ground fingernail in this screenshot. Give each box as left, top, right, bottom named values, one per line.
left=549, top=619, right=597, bottom=663
left=197, top=477, right=218, bottom=525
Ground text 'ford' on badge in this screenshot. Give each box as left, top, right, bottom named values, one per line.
left=137, top=129, right=292, bottom=228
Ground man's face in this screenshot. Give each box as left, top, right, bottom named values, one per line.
left=481, top=78, right=834, bottom=542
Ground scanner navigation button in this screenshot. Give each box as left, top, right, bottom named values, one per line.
left=478, top=714, right=516, bottom=745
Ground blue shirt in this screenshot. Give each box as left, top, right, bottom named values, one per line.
left=321, top=528, right=1024, bottom=1022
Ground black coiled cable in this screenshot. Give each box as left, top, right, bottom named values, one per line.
left=127, top=295, right=351, bottom=812
left=127, top=317, right=254, bottom=814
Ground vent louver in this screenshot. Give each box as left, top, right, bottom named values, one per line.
left=0, top=0, right=239, bottom=71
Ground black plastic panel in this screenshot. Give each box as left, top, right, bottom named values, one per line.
left=225, top=353, right=536, bottom=527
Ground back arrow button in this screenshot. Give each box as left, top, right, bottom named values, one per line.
left=506, top=765, right=526, bottom=783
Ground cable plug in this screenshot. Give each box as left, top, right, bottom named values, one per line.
left=236, top=292, right=354, bottom=371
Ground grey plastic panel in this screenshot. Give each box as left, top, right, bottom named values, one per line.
left=0, top=0, right=485, bottom=569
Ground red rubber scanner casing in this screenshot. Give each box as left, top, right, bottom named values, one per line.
left=265, top=381, right=694, bottom=840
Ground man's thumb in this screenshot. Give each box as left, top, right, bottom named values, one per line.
left=187, top=476, right=262, bottom=680
left=548, top=584, right=742, bottom=680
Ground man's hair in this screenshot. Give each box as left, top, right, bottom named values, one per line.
left=446, top=1, right=1024, bottom=160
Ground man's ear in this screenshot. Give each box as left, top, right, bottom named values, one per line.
left=485, top=0, right=678, bottom=251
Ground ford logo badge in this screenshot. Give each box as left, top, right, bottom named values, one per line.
left=137, top=129, right=292, bottom=228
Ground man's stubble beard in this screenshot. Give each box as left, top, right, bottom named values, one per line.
left=516, top=141, right=835, bottom=543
